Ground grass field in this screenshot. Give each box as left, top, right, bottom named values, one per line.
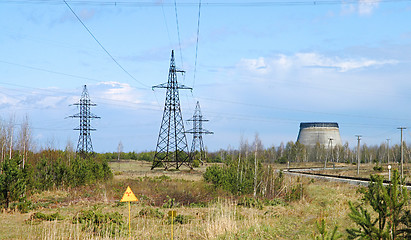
left=1, top=160, right=402, bottom=239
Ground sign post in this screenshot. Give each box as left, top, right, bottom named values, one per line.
left=120, top=186, right=138, bottom=239
left=168, top=210, right=177, bottom=240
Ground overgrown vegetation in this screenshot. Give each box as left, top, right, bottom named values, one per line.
left=27, top=212, right=64, bottom=222
left=73, top=207, right=124, bottom=237
left=0, top=152, right=112, bottom=210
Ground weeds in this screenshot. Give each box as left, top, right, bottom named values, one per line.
left=162, top=195, right=180, bottom=208
left=72, top=207, right=124, bottom=237
left=168, top=214, right=194, bottom=224
left=138, top=207, right=164, bottom=219
left=27, top=212, right=64, bottom=222
left=237, top=196, right=264, bottom=210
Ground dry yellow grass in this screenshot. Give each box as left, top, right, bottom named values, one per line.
left=1, top=182, right=360, bottom=239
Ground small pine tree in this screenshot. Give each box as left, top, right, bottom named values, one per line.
left=314, top=218, right=342, bottom=240
left=346, top=170, right=408, bottom=239
left=0, top=157, right=26, bottom=209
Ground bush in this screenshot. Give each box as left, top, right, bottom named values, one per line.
left=373, top=164, right=383, bottom=172
left=168, top=214, right=194, bottom=224
left=15, top=199, right=34, bottom=213
left=73, top=208, right=124, bottom=237
left=138, top=207, right=164, bottom=219
left=162, top=196, right=180, bottom=208
left=28, top=212, right=64, bottom=222
left=276, top=156, right=287, bottom=164
left=192, top=160, right=200, bottom=168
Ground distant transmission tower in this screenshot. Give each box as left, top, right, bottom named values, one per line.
left=152, top=50, right=192, bottom=170
left=69, top=85, right=100, bottom=156
left=186, top=101, right=213, bottom=164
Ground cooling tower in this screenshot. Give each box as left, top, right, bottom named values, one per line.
left=296, top=122, right=342, bottom=148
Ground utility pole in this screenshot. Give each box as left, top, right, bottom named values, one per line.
left=185, top=101, right=213, bottom=164
left=356, top=135, right=361, bottom=175
left=152, top=50, right=192, bottom=170
left=398, top=127, right=406, bottom=179
left=386, top=138, right=390, bottom=164
left=329, top=138, right=334, bottom=160
left=69, top=85, right=100, bottom=157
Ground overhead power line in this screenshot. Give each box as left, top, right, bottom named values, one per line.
left=63, top=0, right=149, bottom=88
left=192, top=0, right=201, bottom=90
left=173, top=0, right=184, bottom=68
left=3, top=0, right=410, bottom=7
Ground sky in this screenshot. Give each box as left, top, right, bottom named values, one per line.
left=0, top=0, right=411, bottom=153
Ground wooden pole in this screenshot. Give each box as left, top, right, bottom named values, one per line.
left=128, top=201, right=131, bottom=239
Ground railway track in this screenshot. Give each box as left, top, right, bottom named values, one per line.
left=283, top=167, right=411, bottom=190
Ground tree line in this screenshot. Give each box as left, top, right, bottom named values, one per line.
left=205, top=139, right=409, bottom=165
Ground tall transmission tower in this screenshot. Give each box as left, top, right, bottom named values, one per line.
left=186, top=101, right=213, bottom=164
left=69, top=85, right=100, bottom=156
left=152, top=50, right=192, bottom=170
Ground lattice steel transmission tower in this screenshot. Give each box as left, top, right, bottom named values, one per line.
left=152, top=50, right=192, bottom=170
left=186, top=101, right=213, bottom=164
left=69, top=85, right=100, bottom=155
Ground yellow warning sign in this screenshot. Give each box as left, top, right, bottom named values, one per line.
left=120, top=186, right=138, bottom=202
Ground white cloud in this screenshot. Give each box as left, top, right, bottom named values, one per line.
left=0, top=94, right=19, bottom=108
left=231, top=52, right=402, bottom=113
left=96, top=81, right=142, bottom=105
left=358, top=0, right=381, bottom=15
left=341, top=0, right=381, bottom=16
left=239, top=52, right=398, bottom=74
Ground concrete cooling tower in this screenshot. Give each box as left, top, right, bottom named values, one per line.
left=296, top=122, right=342, bottom=148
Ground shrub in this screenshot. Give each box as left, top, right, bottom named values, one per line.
left=276, top=156, right=287, bottom=164
left=28, top=212, right=64, bottom=222
left=192, top=160, right=200, bottom=168
left=373, top=164, right=383, bottom=172
left=138, top=207, right=164, bottom=219
left=15, top=199, right=34, bottom=213
left=73, top=208, right=124, bottom=237
left=162, top=196, right=180, bottom=208
left=168, top=214, right=194, bottom=224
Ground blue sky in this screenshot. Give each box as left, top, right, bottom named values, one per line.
left=0, top=0, right=411, bottom=152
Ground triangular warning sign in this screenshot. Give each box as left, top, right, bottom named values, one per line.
left=120, top=186, right=138, bottom=202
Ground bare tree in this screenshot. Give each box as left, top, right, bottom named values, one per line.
left=6, top=116, right=15, bottom=160
left=253, top=134, right=263, bottom=197
left=0, top=119, right=6, bottom=163
left=65, top=138, right=75, bottom=165
left=18, top=115, right=32, bottom=168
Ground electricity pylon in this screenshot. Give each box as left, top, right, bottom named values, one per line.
left=186, top=101, right=213, bottom=164
left=152, top=50, right=192, bottom=170
left=69, top=85, right=100, bottom=156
